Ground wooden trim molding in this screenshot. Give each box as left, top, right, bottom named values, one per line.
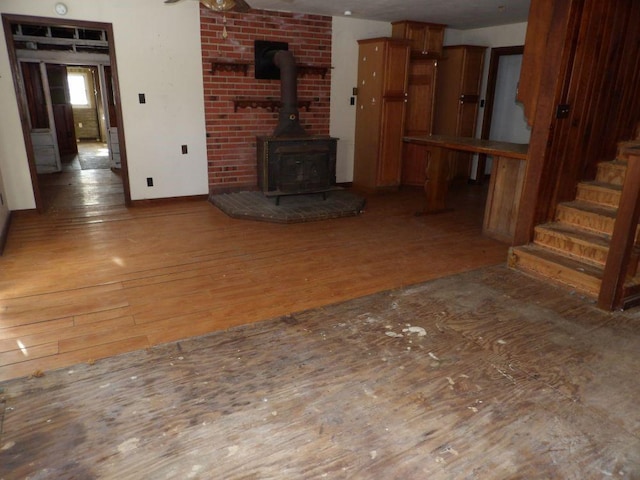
left=1, top=13, right=132, bottom=209
left=130, top=194, right=209, bottom=207
left=477, top=46, right=525, bottom=183
left=0, top=211, right=12, bottom=256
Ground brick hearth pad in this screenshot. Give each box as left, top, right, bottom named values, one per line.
left=209, top=190, right=366, bottom=224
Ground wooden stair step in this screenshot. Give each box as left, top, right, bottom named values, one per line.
left=596, top=160, right=627, bottom=185
left=555, top=200, right=618, bottom=235
left=556, top=200, right=640, bottom=241
left=576, top=181, right=622, bottom=208
left=617, top=140, right=640, bottom=159
left=509, top=244, right=602, bottom=297
left=534, top=222, right=611, bottom=266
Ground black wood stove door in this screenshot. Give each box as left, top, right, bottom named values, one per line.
left=257, top=137, right=337, bottom=195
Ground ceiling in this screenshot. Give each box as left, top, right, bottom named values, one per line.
left=246, top=0, right=531, bottom=30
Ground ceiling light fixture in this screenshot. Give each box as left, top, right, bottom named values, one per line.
left=201, top=0, right=237, bottom=11
left=344, top=10, right=352, bottom=16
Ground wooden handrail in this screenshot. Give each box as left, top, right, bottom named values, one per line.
left=598, top=145, right=640, bottom=310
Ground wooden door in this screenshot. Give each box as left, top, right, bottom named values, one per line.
left=354, top=40, right=384, bottom=190
left=433, top=45, right=486, bottom=181
left=102, top=65, right=121, bottom=168
left=354, top=38, right=408, bottom=191
left=21, top=61, right=61, bottom=174
left=377, top=40, right=409, bottom=187
left=47, top=64, right=77, bottom=156
left=391, top=21, right=445, bottom=57
left=452, top=47, right=484, bottom=179
left=378, top=98, right=406, bottom=186
left=404, top=59, right=437, bottom=135
left=401, top=58, right=437, bottom=185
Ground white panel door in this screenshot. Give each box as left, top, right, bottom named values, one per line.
left=24, top=62, right=62, bottom=174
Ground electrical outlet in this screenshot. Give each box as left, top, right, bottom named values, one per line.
left=181, top=145, right=188, bottom=154
left=139, top=93, right=146, bottom=104
left=146, top=177, right=153, bottom=187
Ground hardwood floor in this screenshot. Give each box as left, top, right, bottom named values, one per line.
left=0, top=175, right=508, bottom=382
left=37, top=141, right=125, bottom=213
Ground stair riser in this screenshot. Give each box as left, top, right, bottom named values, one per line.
left=509, top=249, right=600, bottom=297
left=534, top=229, right=609, bottom=266
left=556, top=206, right=640, bottom=242
left=576, top=186, right=621, bottom=208
left=596, top=163, right=626, bottom=185
left=555, top=205, right=640, bottom=239
left=555, top=206, right=615, bottom=236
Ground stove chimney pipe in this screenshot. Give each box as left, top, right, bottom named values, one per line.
left=269, top=49, right=307, bottom=137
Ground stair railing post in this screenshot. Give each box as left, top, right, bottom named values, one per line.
left=598, top=146, right=640, bottom=310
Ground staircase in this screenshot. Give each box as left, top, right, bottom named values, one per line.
left=509, top=139, right=640, bottom=302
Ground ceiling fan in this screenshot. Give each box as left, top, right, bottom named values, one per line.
left=164, top=0, right=251, bottom=13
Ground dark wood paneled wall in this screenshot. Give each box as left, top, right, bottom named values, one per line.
left=515, top=0, right=640, bottom=244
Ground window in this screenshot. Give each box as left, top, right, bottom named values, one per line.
left=67, top=73, right=90, bottom=106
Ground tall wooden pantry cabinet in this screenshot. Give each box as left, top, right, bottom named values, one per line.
left=432, top=45, right=487, bottom=181
left=353, top=38, right=410, bottom=192
left=391, top=21, right=445, bottom=186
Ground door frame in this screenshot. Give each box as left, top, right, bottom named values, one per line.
left=2, top=14, right=131, bottom=211
left=477, top=45, right=525, bottom=183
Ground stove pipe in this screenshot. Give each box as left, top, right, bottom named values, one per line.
left=269, top=49, right=307, bottom=137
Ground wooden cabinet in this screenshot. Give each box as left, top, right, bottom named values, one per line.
left=433, top=45, right=486, bottom=181
left=353, top=38, right=410, bottom=192
left=401, top=58, right=438, bottom=186
left=391, top=21, right=445, bottom=58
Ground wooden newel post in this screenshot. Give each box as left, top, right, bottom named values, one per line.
left=598, top=148, right=640, bottom=310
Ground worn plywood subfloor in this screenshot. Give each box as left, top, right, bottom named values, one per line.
left=0, top=265, right=639, bottom=479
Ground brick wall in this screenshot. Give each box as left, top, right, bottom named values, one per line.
left=200, top=7, right=332, bottom=193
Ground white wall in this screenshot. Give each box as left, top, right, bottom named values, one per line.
left=330, top=16, right=391, bottom=183
left=0, top=0, right=209, bottom=210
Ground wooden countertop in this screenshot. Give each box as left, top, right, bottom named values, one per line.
left=404, top=134, right=529, bottom=160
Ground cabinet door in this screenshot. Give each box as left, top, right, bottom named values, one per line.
left=405, top=59, right=437, bottom=134
left=401, top=142, right=429, bottom=186
left=401, top=59, right=437, bottom=186
left=383, top=41, right=410, bottom=96
left=456, top=48, right=485, bottom=137
left=392, top=21, right=445, bottom=57
left=405, top=24, right=428, bottom=55
left=422, top=25, right=445, bottom=57
left=354, top=41, right=384, bottom=189
left=377, top=98, right=406, bottom=186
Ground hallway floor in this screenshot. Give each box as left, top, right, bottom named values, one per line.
left=37, top=142, right=125, bottom=213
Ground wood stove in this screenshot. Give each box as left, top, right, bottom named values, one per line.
left=257, top=135, right=337, bottom=202
left=255, top=43, right=338, bottom=203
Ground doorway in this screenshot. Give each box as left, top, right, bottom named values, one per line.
left=2, top=14, right=130, bottom=212
left=478, top=46, right=531, bottom=183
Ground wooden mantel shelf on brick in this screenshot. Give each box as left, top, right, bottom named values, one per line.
left=233, top=97, right=312, bottom=112
left=210, top=60, right=330, bottom=78
left=211, top=60, right=251, bottom=75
